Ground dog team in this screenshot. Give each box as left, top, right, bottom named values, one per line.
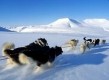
left=65, top=37, right=106, bottom=53
left=2, top=37, right=106, bottom=69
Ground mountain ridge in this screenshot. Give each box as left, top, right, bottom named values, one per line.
left=0, top=18, right=109, bottom=32
left=9, top=18, right=83, bottom=32
left=0, top=26, right=12, bottom=32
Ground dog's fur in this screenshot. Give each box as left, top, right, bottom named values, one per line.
left=2, top=42, right=17, bottom=65
left=65, top=39, right=79, bottom=49
left=80, top=41, right=92, bottom=53
left=2, top=38, right=63, bottom=67
left=80, top=43, right=87, bottom=53
left=19, top=46, right=63, bottom=66
left=94, top=39, right=100, bottom=46
left=83, top=37, right=92, bottom=43
left=2, top=38, right=48, bottom=65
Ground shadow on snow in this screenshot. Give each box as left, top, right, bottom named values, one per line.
left=35, top=43, right=108, bottom=79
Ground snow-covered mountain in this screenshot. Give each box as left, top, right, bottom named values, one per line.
left=0, top=26, right=12, bottom=32
left=9, top=18, right=83, bottom=33
left=10, top=26, right=27, bottom=32
left=83, top=19, right=109, bottom=31
left=83, top=19, right=109, bottom=27
left=48, top=18, right=82, bottom=28
left=1, top=18, right=109, bottom=33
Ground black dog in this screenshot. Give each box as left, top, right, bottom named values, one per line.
left=4, top=46, right=50, bottom=65
left=94, top=39, right=100, bottom=46
left=83, top=37, right=92, bottom=43
left=3, top=38, right=63, bottom=67
left=3, top=38, right=48, bottom=65
left=21, top=46, right=63, bottom=66
left=4, top=46, right=63, bottom=67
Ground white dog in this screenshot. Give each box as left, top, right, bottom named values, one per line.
left=65, top=39, right=79, bottom=49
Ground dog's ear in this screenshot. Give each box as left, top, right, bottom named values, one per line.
left=58, top=47, right=63, bottom=53
left=55, top=46, right=58, bottom=48
left=55, top=46, right=63, bottom=53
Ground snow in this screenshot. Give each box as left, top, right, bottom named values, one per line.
left=83, top=19, right=109, bottom=31
left=0, top=29, right=109, bottom=80
left=48, top=18, right=82, bottom=28
left=0, top=18, right=109, bottom=80
left=10, top=26, right=27, bottom=32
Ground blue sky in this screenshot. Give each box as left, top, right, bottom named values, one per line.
left=0, top=0, right=109, bottom=27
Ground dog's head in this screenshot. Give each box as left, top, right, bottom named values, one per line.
left=54, top=46, right=63, bottom=57
left=48, top=46, right=63, bottom=63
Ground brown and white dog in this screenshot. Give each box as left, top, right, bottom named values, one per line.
left=65, top=39, right=79, bottom=49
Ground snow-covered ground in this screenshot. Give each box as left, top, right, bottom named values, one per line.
left=0, top=18, right=109, bottom=80
left=0, top=29, right=109, bottom=80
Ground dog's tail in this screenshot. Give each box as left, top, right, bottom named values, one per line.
left=2, top=42, right=15, bottom=56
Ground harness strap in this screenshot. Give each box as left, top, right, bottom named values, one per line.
left=0, top=57, right=8, bottom=61
left=0, top=56, right=6, bottom=58
left=61, top=45, right=72, bottom=48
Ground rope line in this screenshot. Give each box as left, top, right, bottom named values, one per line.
left=0, top=55, right=8, bottom=61
left=0, top=57, right=8, bottom=61
left=61, top=46, right=72, bottom=48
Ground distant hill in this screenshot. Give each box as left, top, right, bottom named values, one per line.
left=9, top=18, right=83, bottom=32
left=48, top=18, right=83, bottom=28
left=0, top=26, right=12, bottom=32
left=7, top=18, right=109, bottom=33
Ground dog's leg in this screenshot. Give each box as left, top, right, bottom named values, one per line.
left=47, top=61, right=53, bottom=68
left=80, top=44, right=86, bottom=54
left=19, top=53, right=30, bottom=64
left=6, top=58, right=13, bottom=65
left=6, top=58, right=18, bottom=67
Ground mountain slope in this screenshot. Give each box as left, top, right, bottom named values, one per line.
left=7, top=18, right=109, bottom=33
left=10, top=26, right=27, bottom=32
left=83, top=19, right=109, bottom=31
left=0, top=26, right=12, bottom=32
left=9, top=18, right=83, bottom=32
left=48, top=18, right=82, bottom=28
